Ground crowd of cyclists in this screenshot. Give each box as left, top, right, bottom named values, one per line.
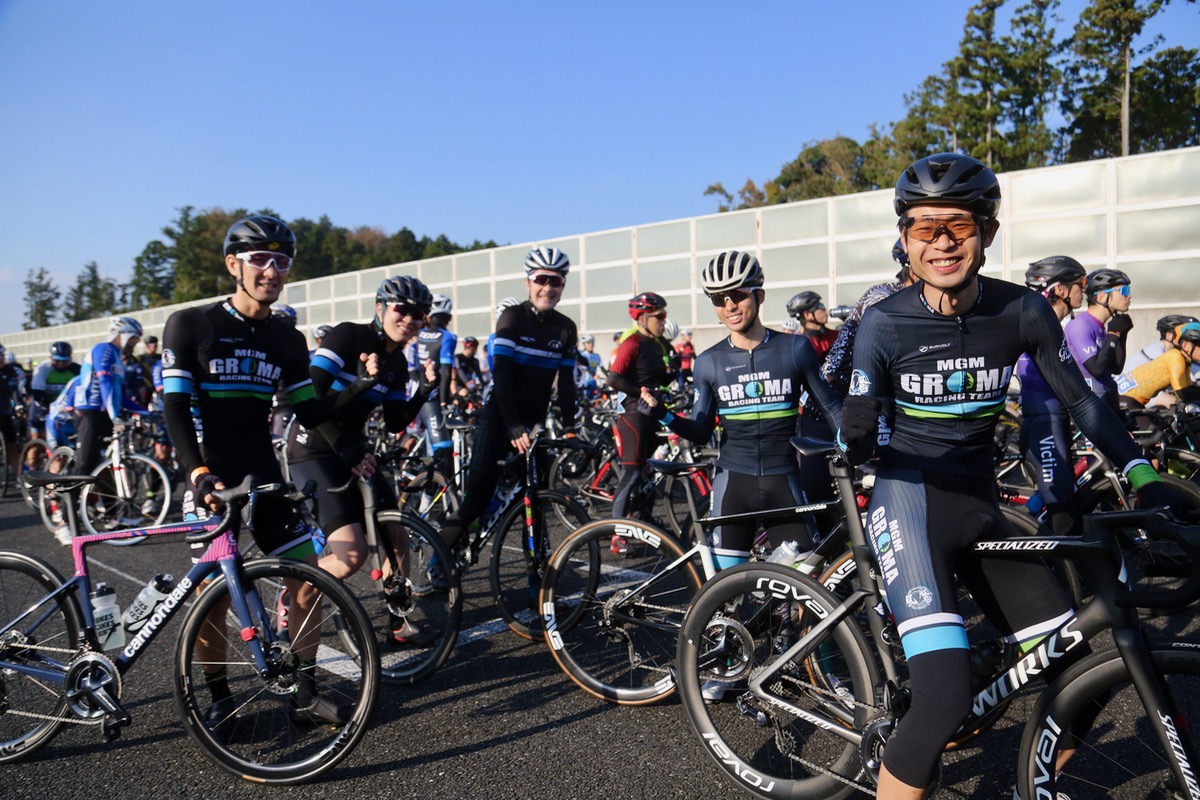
left=4, top=150, right=1200, bottom=798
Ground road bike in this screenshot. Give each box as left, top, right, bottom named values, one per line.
left=0, top=471, right=380, bottom=784
left=322, top=474, right=462, bottom=684
left=674, top=443, right=1200, bottom=799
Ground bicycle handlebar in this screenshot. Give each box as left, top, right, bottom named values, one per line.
left=1085, top=506, right=1200, bottom=611
left=185, top=476, right=318, bottom=545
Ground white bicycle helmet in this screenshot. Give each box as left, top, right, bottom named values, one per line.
left=430, top=294, right=453, bottom=316
left=109, top=316, right=143, bottom=337
left=495, top=296, right=521, bottom=319
left=523, top=246, right=570, bottom=276
left=663, top=318, right=679, bottom=341
left=701, top=251, right=764, bottom=295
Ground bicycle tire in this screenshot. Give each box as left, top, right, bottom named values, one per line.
left=488, top=489, right=591, bottom=640
left=18, top=439, right=53, bottom=508
left=0, top=551, right=84, bottom=762
left=0, top=428, right=8, bottom=498
left=677, top=561, right=879, bottom=800
left=174, top=558, right=379, bottom=784
left=36, top=446, right=76, bottom=534
left=335, top=511, right=462, bottom=685
left=81, top=452, right=172, bottom=540
left=1016, top=640, right=1200, bottom=799
left=540, top=518, right=702, bottom=704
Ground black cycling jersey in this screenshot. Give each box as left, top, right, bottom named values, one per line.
left=666, top=329, right=842, bottom=476
left=287, top=321, right=427, bottom=465
left=161, top=300, right=329, bottom=484
left=490, top=300, right=578, bottom=433
left=851, top=278, right=1146, bottom=477
left=455, top=352, right=484, bottom=391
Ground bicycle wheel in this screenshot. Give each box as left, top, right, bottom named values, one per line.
left=36, top=446, right=76, bottom=534
left=0, top=428, right=9, bottom=498
left=1017, top=641, right=1200, bottom=799
left=18, top=439, right=52, bottom=508
left=489, top=489, right=591, bottom=639
left=80, top=453, right=172, bottom=539
left=677, top=562, right=879, bottom=800
left=540, top=518, right=702, bottom=704
left=174, top=558, right=379, bottom=784
left=0, top=551, right=84, bottom=762
left=336, top=511, right=462, bottom=685
left=662, top=469, right=712, bottom=541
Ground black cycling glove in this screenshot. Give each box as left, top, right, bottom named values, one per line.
left=1107, top=314, right=1133, bottom=337
left=837, top=395, right=881, bottom=466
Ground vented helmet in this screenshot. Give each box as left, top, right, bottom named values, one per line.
left=701, top=251, right=764, bottom=294
left=1085, top=269, right=1131, bottom=298
left=223, top=215, right=296, bottom=257
left=50, top=341, right=72, bottom=360
left=786, top=291, right=823, bottom=319
left=1025, top=256, right=1086, bottom=292
left=628, top=292, right=667, bottom=320
left=894, top=153, right=1001, bottom=219
left=523, top=246, right=570, bottom=275
left=1158, top=315, right=1199, bottom=336
left=430, top=294, right=453, bottom=316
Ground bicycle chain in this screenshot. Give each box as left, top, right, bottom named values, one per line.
left=1, top=643, right=106, bottom=725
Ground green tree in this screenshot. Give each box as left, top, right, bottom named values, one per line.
left=62, top=262, right=118, bottom=322
left=772, top=136, right=868, bottom=203
left=1126, top=46, right=1200, bottom=151
left=126, top=239, right=175, bottom=309
left=1059, top=0, right=1166, bottom=160
left=165, top=206, right=251, bottom=302
left=950, top=0, right=1007, bottom=168
left=22, top=268, right=60, bottom=329
left=998, top=0, right=1061, bottom=168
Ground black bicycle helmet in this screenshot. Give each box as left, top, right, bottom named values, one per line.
left=49, top=341, right=72, bottom=360
left=628, top=292, right=667, bottom=320
left=1157, top=314, right=1199, bottom=336
left=1025, top=256, right=1086, bottom=292
left=1085, top=269, right=1131, bottom=298
left=223, top=215, right=296, bottom=257
left=891, top=238, right=909, bottom=267
left=376, top=276, right=433, bottom=310
left=312, top=324, right=332, bottom=341
left=786, top=291, right=823, bottom=319
left=701, top=250, right=765, bottom=294
left=894, top=153, right=1001, bottom=219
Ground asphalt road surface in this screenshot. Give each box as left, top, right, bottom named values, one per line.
left=0, top=488, right=1193, bottom=799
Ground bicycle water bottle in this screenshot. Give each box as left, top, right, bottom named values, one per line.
left=122, top=574, right=175, bottom=634
left=90, top=583, right=125, bottom=651
left=767, top=540, right=802, bottom=567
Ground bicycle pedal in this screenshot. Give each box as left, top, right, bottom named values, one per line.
left=101, top=712, right=131, bottom=741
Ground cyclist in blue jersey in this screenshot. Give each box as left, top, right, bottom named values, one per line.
left=837, top=153, right=1191, bottom=800
left=162, top=215, right=355, bottom=732
left=1018, top=256, right=1088, bottom=536
left=639, top=251, right=842, bottom=584
left=412, top=294, right=457, bottom=478
left=435, top=248, right=578, bottom=623
left=73, top=316, right=143, bottom=475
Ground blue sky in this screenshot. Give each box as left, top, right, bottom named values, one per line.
left=1, top=1, right=1196, bottom=336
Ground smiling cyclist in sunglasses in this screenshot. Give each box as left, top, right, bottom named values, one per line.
left=1064, top=267, right=1133, bottom=413
left=434, top=247, right=579, bottom=622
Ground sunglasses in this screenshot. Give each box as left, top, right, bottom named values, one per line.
left=902, top=216, right=982, bottom=244
left=236, top=250, right=293, bottom=272
left=391, top=303, right=428, bottom=320
left=1105, top=285, right=1132, bottom=297
left=529, top=273, right=565, bottom=288
left=646, top=310, right=668, bottom=320
left=708, top=288, right=753, bottom=307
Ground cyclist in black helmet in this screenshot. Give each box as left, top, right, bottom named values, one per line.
left=838, top=153, right=1192, bottom=800
left=287, top=275, right=439, bottom=645
left=1017, top=255, right=1088, bottom=535
left=786, top=291, right=837, bottom=357
left=1064, top=268, right=1133, bottom=412
left=162, top=214, right=354, bottom=731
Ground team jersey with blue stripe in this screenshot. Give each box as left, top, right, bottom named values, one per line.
left=74, top=341, right=125, bottom=418
left=851, top=278, right=1146, bottom=477
left=160, top=300, right=318, bottom=482
left=669, top=329, right=842, bottom=476
left=490, top=300, right=578, bottom=429
left=288, top=320, right=423, bottom=463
